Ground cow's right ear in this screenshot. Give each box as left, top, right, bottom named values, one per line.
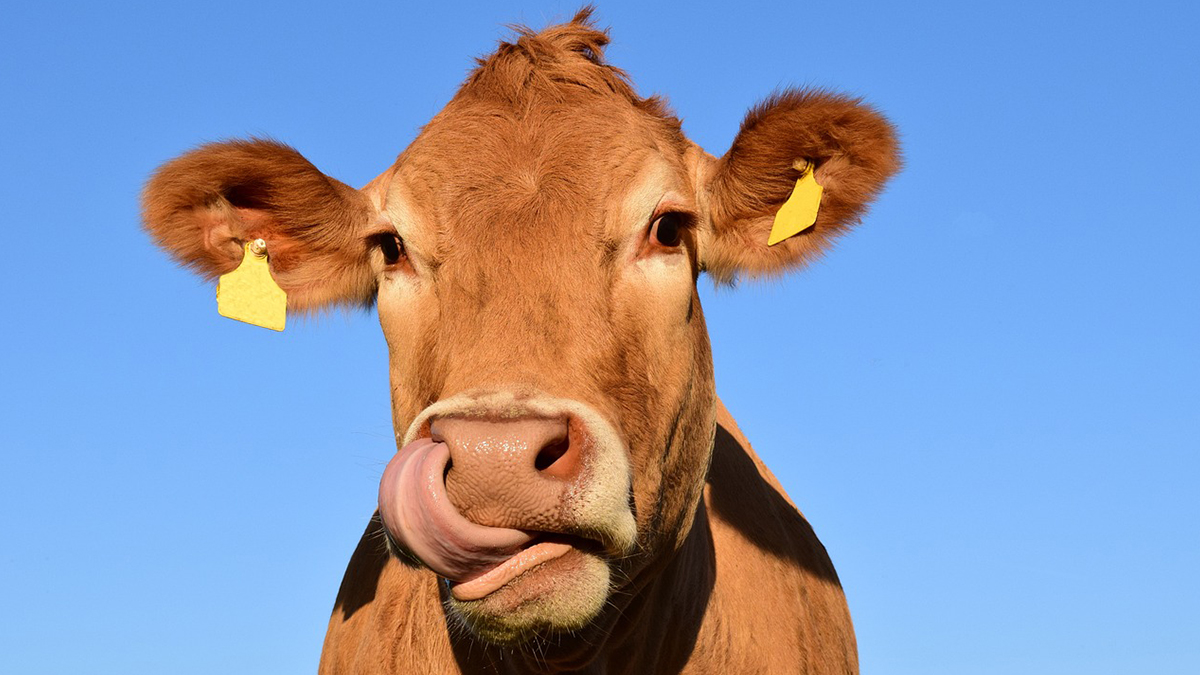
left=142, top=139, right=381, bottom=312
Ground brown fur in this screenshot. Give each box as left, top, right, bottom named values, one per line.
left=142, top=8, right=898, bottom=673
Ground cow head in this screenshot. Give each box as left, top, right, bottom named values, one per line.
left=143, top=12, right=898, bottom=647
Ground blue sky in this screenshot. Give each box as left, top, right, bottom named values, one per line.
left=2, top=1, right=1197, bottom=673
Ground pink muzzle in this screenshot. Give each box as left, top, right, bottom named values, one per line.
left=377, top=416, right=588, bottom=601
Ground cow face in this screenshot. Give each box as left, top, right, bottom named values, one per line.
left=143, top=15, right=897, bottom=646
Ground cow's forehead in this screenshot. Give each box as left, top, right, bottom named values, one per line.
left=386, top=93, right=692, bottom=267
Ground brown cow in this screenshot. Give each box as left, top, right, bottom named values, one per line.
left=142, top=10, right=898, bottom=674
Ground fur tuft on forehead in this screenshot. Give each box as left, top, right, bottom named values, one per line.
left=463, top=6, right=677, bottom=125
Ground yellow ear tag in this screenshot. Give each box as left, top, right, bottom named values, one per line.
left=216, top=239, right=287, bottom=331
left=767, top=160, right=824, bottom=246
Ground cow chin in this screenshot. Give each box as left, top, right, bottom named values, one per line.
left=446, top=548, right=612, bottom=644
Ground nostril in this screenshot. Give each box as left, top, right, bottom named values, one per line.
left=534, top=436, right=571, bottom=472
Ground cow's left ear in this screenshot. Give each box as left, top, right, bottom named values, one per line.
left=142, top=139, right=381, bottom=312
left=700, top=89, right=901, bottom=281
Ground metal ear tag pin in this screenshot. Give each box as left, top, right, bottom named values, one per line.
left=767, top=159, right=824, bottom=246
left=216, top=238, right=287, bottom=331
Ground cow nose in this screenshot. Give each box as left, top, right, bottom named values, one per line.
left=431, top=416, right=582, bottom=528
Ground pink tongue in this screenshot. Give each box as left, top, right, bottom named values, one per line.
left=378, top=437, right=533, bottom=583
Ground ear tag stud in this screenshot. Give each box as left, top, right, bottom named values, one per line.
left=216, top=239, right=287, bottom=331
left=767, top=159, right=824, bottom=246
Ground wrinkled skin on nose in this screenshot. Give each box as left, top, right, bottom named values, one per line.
left=435, top=417, right=582, bottom=529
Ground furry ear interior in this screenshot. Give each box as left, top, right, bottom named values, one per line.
left=142, top=139, right=379, bottom=312
left=702, top=89, right=901, bottom=281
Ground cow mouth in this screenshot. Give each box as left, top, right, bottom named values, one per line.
left=447, top=533, right=602, bottom=601
left=378, top=437, right=615, bottom=601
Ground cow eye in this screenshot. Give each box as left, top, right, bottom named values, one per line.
left=373, top=233, right=406, bottom=267
left=651, top=213, right=686, bottom=248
